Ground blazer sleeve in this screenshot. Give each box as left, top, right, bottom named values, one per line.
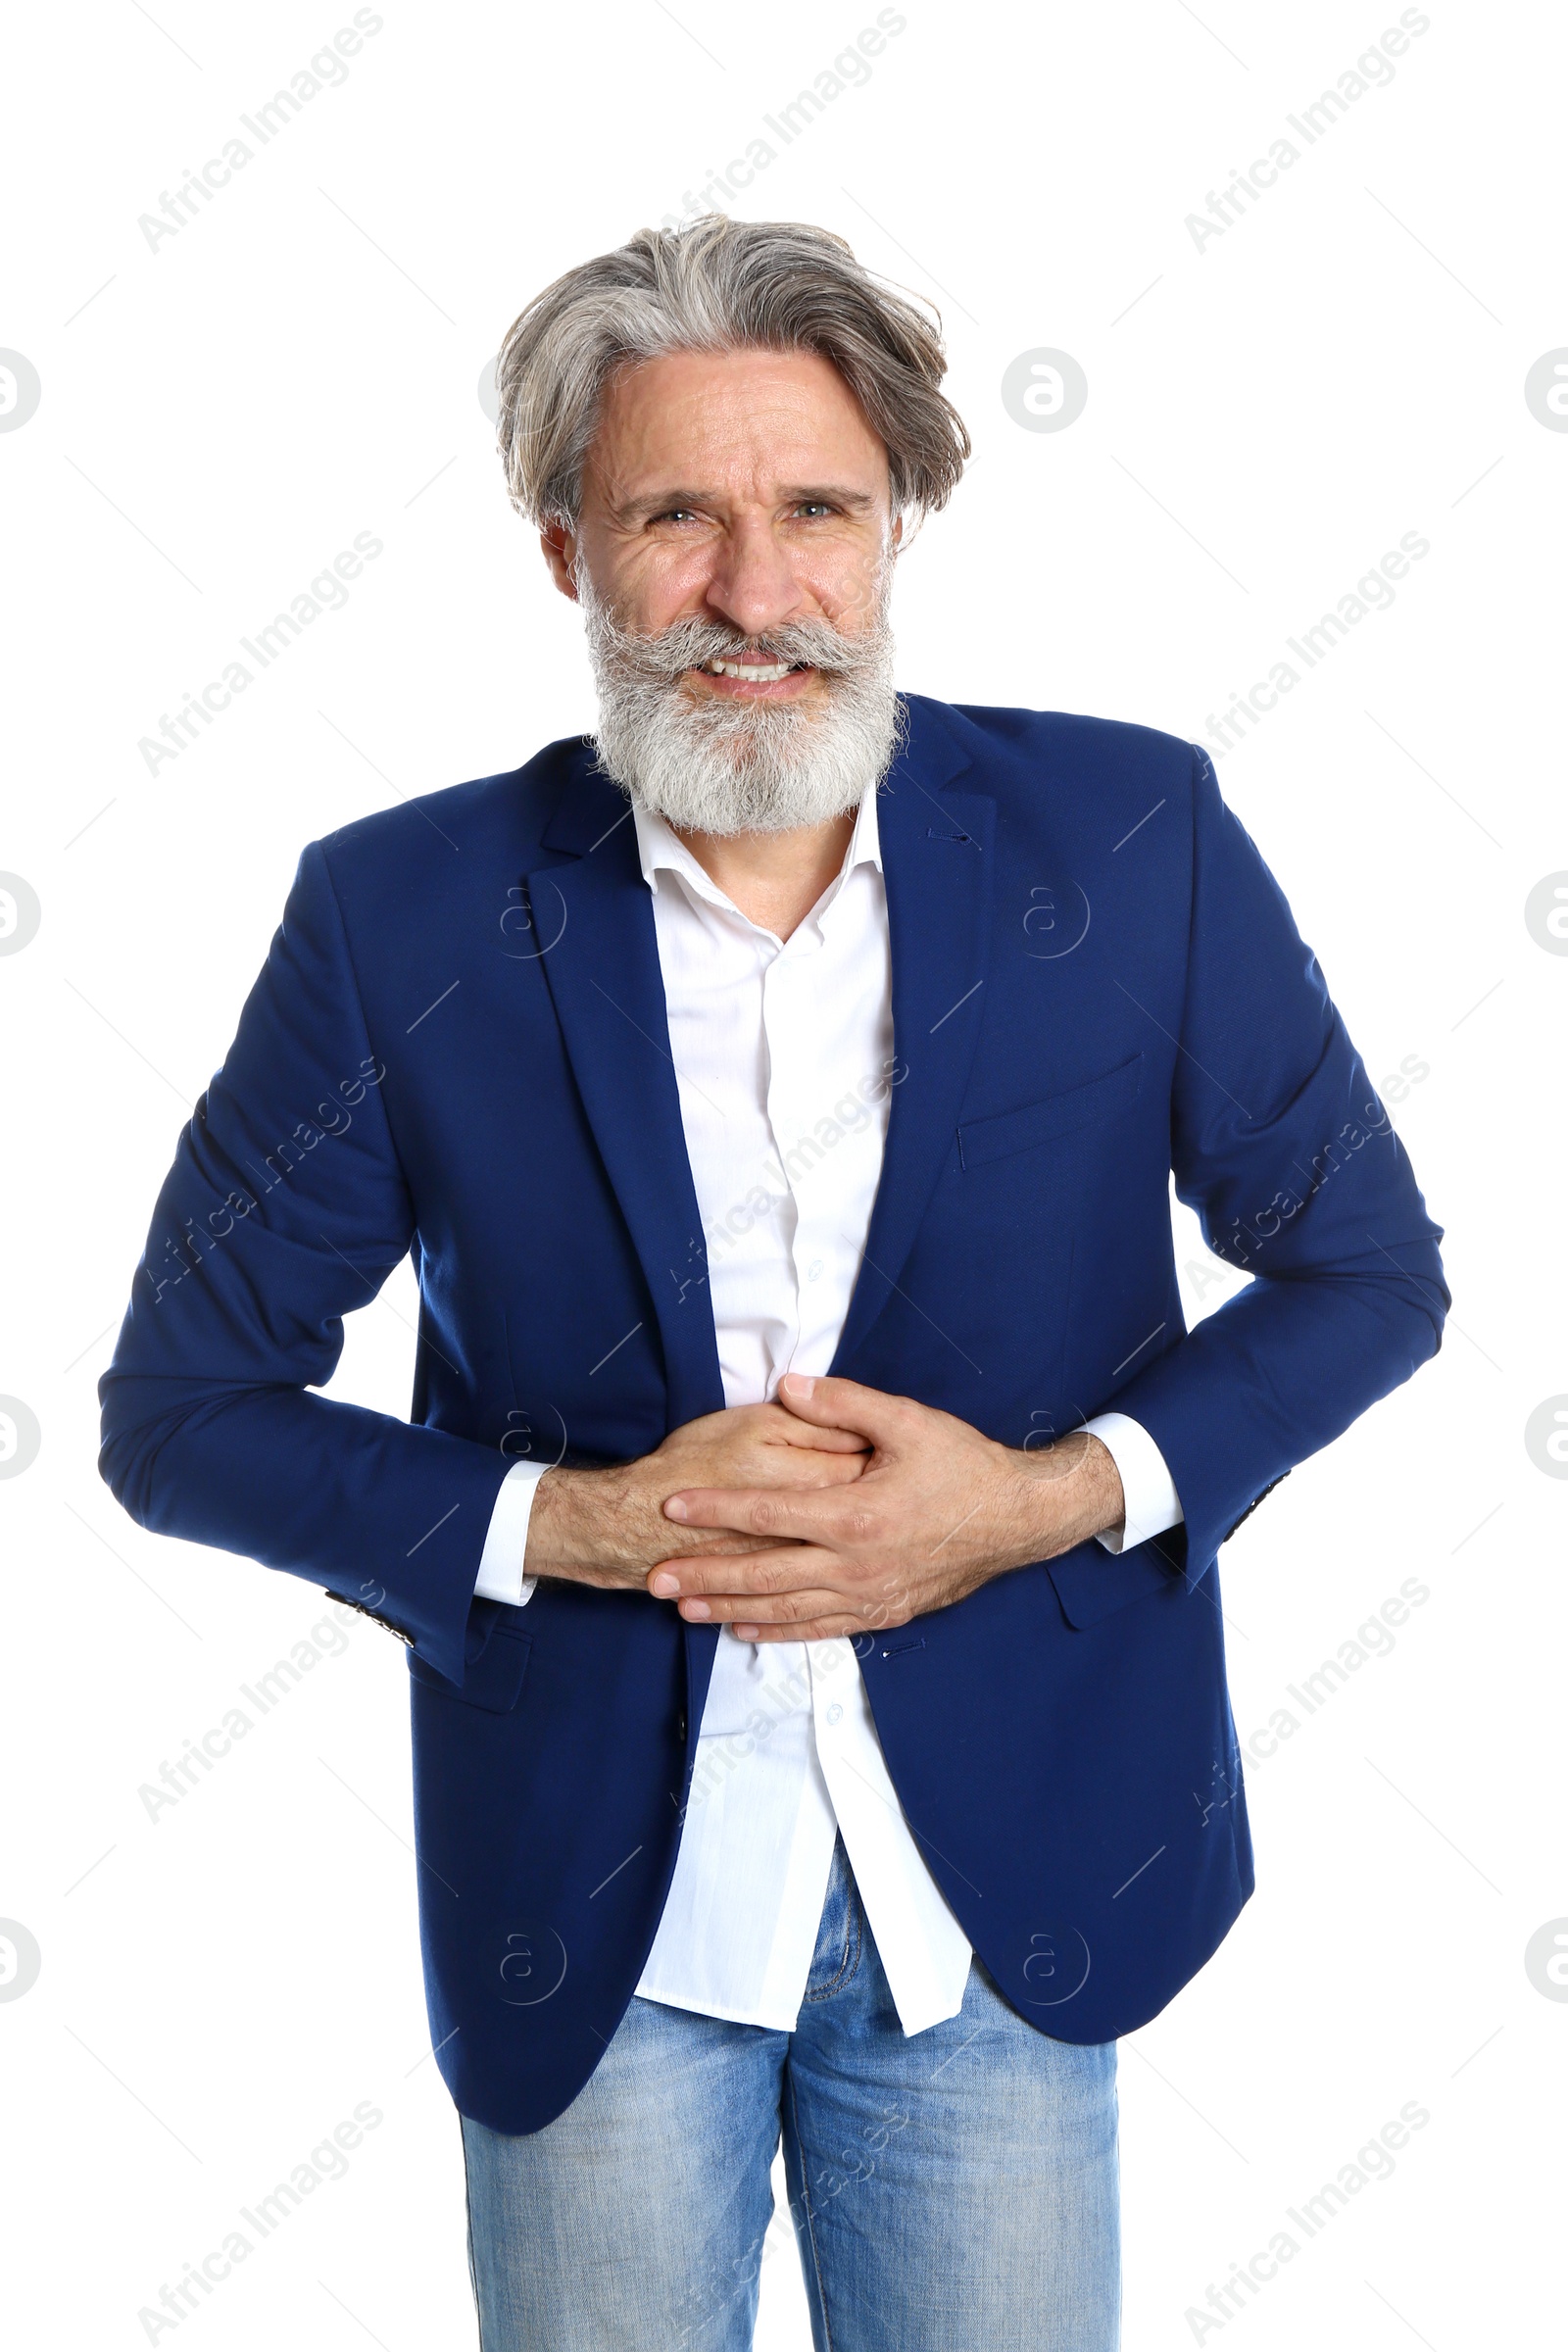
left=1103, top=746, right=1447, bottom=1578
left=97, top=840, right=514, bottom=1686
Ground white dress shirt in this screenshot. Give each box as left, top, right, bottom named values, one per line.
left=474, top=781, right=1183, bottom=2034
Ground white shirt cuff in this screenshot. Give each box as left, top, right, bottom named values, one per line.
left=473, top=1459, right=549, bottom=1605
left=1082, top=1412, right=1184, bottom=1555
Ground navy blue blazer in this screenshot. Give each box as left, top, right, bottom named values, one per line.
left=100, top=696, right=1446, bottom=2132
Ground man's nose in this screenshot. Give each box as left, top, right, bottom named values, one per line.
left=703, top=515, right=808, bottom=641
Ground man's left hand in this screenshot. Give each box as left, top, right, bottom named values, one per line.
left=646, top=1373, right=1125, bottom=1642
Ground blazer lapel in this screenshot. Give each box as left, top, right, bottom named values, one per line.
left=832, top=704, right=994, bottom=1371
left=522, top=757, right=726, bottom=1432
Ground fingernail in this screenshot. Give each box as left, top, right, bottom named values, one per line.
left=681, top=1598, right=711, bottom=1620
left=734, top=1624, right=760, bottom=1642
left=663, top=1495, right=689, bottom=1520
left=780, top=1374, right=815, bottom=1396
left=650, top=1572, right=680, bottom=1597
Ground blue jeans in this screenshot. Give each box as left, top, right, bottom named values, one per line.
left=461, top=1838, right=1120, bottom=2350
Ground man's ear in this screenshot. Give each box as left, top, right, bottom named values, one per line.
left=540, top=519, right=580, bottom=603
left=889, top=504, right=923, bottom=555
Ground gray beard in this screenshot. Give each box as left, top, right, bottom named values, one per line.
left=578, top=577, right=903, bottom=837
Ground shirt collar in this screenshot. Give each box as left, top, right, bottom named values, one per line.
left=632, top=782, right=883, bottom=906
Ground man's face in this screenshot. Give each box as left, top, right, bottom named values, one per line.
left=542, top=348, right=905, bottom=836
left=552, top=346, right=897, bottom=686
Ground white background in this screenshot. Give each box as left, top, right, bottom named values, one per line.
left=2, top=1, right=1564, bottom=2344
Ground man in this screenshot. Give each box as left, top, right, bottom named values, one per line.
left=101, top=217, right=1446, bottom=2350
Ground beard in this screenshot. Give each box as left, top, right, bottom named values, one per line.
left=578, top=572, right=903, bottom=837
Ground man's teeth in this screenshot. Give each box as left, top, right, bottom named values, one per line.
left=706, top=658, right=798, bottom=681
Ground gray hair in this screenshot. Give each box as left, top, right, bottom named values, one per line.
left=494, top=215, right=970, bottom=531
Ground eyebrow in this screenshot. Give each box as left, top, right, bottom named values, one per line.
left=610, top=484, right=880, bottom=525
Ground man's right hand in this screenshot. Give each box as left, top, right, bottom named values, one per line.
left=522, top=1401, right=869, bottom=1592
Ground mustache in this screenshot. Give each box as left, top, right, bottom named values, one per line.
left=579, top=569, right=903, bottom=835
left=583, top=607, right=883, bottom=687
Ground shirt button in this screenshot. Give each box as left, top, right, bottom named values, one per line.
left=807, top=1259, right=823, bottom=1281
left=825, top=1702, right=843, bottom=1726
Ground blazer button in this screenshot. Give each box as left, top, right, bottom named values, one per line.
left=676, top=1713, right=687, bottom=1740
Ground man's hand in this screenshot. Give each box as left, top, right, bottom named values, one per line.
left=522, top=1400, right=868, bottom=1591
left=644, top=1373, right=1126, bottom=1642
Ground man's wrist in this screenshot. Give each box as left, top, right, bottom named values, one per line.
left=996, top=1432, right=1125, bottom=1569
left=523, top=1463, right=629, bottom=1584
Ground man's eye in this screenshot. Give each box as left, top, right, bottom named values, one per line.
left=796, top=502, right=834, bottom=518
left=657, top=509, right=699, bottom=525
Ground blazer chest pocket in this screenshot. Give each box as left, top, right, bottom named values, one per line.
left=408, top=1624, right=533, bottom=1714
left=956, top=1053, right=1145, bottom=1171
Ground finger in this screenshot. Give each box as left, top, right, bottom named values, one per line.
left=662, top=1485, right=835, bottom=1543
left=678, top=1584, right=851, bottom=1628
left=750, top=1451, right=867, bottom=1494
left=769, top=1413, right=870, bottom=1454
left=665, top=1525, right=787, bottom=1557
left=647, top=1545, right=833, bottom=1601
left=774, top=1372, right=906, bottom=1446
left=807, top=1454, right=873, bottom=1487
left=742, top=1616, right=872, bottom=1643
